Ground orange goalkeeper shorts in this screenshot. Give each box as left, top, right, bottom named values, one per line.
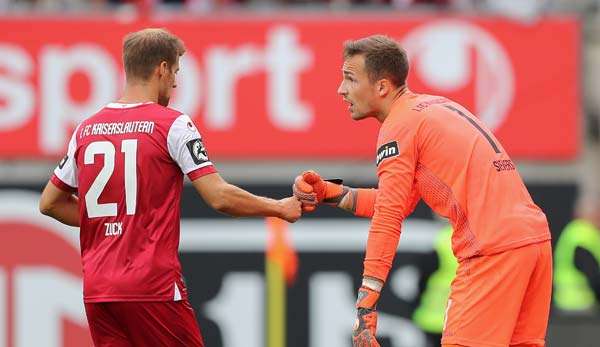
left=441, top=240, right=552, bottom=347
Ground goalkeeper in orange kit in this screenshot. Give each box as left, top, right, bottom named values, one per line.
left=293, top=35, right=552, bottom=347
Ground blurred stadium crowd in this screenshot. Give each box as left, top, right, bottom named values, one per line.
left=1, top=0, right=600, bottom=16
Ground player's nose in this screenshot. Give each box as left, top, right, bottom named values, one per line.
left=337, top=82, right=346, bottom=96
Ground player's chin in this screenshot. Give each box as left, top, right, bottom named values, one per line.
left=350, top=110, right=367, bottom=121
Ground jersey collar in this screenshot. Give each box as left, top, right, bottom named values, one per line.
left=105, top=102, right=154, bottom=109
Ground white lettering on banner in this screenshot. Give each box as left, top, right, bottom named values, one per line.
left=310, top=273, right=427, bottom=347
left=40, top=44, right=118, bottom=154
left=204, top=273, right=264, bottom=347
left=309, top=273, right=355, bottom=347
left=0, top=269, right=5, bottom=347
left=15, top=268, right=87, bottom=347
left=205, top=26, right=312, bottom=131
left=170, top=53, right=201, bottom=119
left=389, top=265, right=421, bottom=301
left=265, top=26, right=313, bottom=130
left=0, top=45, right=34, bottom=131
left=205, top=44, right=263, bottom=130
left=377, top=307, right=428, bottom=345
left=2, top=26, right=314, bottom=155
left=402, top=20, right=514, bottom=131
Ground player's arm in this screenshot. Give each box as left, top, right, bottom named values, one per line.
left=39, top=180, right=80, bottom=227
left=363, top=143, right=417, bottom=282
left=352, top=119, right=420, bottom=345
left=293, top=171, right=377, bottom=217
left=40, top=126, right=80, bottom=227
left=191, top=172, right=301, bottom=223
left=339, top=187, right=377, bottom=217
left=168, top=114, right=300, bottom=222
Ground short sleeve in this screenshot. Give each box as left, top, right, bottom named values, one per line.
left=51, top=126, right=79, bottom=192
left=167, top=114, right=216, bottom=180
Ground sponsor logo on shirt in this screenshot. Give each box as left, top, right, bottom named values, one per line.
left=493, top=159, right=516, bottom=172
left=376, top=141, right=399, bottom=166
left=186, top=138, right=209, bottom=165
left=58, top=155, right=68, bottom=169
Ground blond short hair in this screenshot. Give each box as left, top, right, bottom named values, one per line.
left=123, top=28, right=185, bottom=81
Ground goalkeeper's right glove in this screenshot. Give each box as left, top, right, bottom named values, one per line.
left=352, top=286, right=381, bottom=347
left=292, top=170, right=348, bottom=212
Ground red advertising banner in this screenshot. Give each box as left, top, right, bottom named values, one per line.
left=0, top=15, right=580, bottom=160
left=0, top=191, right=93, bottom=346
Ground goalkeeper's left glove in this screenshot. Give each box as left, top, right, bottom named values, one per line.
left=352, top=285, right=381, bottom=347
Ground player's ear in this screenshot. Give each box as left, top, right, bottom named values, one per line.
left=376, top=79, right=392, bottom=97
left=158, top=61, right=169, bottom=78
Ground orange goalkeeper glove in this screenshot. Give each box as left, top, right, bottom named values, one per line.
left=352, top=286, right=381, bottom=347
left=292, top=170, right=348, bottom=212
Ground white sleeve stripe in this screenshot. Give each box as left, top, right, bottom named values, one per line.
left=183, top=161, right=214, bottom=175
left=53, top=124, right=80, bottom=188
left=166, top=115, right=185, bottom=162
left=167, top=114, right=212, bottom=174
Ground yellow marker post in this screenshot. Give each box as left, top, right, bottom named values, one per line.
left=265, top=217, right=298, bottom=347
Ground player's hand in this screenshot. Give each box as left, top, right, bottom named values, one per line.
left=278, top=197, right=302, bottom=223
left=352, top=286, right=381, bottom=347
left=292, top=170, right=346, bottom=212
left=352, top=308, right=380, bottom=347
left=292, top=172, right=318, bottom=212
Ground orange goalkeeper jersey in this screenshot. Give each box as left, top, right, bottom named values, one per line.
left=364, top=90, right=551, bottom=281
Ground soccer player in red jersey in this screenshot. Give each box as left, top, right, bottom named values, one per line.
left=39, top=28, right=301, bottom=346
left=294, top=35, right=552, bottom=347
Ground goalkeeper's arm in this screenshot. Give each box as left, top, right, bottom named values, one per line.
left=293, top=170, right=377, bottom=218
left=338, top=187, right=377, bottom=218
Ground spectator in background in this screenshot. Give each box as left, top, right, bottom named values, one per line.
left=554, top=195, right=600, bottom=313
left=391, top=0, right=455, bottom=8
left=330, top=0, right=462, bottom=11
left=7, top=0, right=103, bottom=10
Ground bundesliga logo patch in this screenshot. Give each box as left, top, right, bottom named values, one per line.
left=186, top=139, right=209, bottom=165
left=376, top=141, right=399, bottom=166
left=58, top=155, right=68, bottom=169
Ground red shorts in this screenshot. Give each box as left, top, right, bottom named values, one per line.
left=441, top=240, right=552, bottom=347
left=84, top=300, right=204, bottom=347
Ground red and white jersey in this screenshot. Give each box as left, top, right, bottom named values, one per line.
left=50, top=102, right=216, bottom=303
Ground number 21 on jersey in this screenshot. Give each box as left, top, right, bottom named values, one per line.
left=84, top=140, right=137, bottom=218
